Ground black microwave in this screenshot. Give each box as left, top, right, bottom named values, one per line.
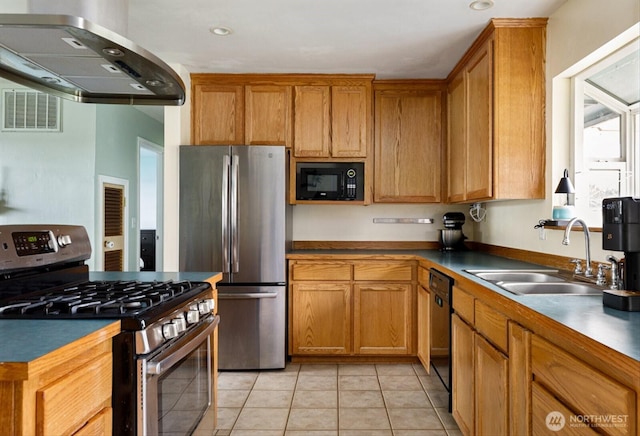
left=296, top=162, right=364, bottom=201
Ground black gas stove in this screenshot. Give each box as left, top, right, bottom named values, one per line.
left=0, top=224, right=218, bottom=435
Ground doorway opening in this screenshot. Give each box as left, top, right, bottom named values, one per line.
left=138, top=138, right=163, bottom=271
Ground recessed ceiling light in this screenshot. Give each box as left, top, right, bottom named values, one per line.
left=210, top=26, right=232, bottom=36
left=469, top=0, right=494, bottom=10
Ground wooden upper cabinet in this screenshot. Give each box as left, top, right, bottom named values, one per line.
left=465, top=40, right=493, bottom=201
left=331, top=86, right=369, bottom=157
left=447, top=73, right=466, bottom=203
left=446, top=18, right=547, bottom=203
left=374, top=83, right=445, bottom=203
left=192, top=83, right=244, bottom=145
left=245, top=85, right=292, bottom=146
left=293, top=86, right=331, bottom=157
left=293, top=83, right=371, bottom=158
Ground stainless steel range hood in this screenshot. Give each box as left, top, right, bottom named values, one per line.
left=0, top=14, right=185, bottom=105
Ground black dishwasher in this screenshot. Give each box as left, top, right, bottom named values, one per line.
left=429, top=268, right=454, bottom=412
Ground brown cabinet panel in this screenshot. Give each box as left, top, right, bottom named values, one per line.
left=452, top=286, right=475, bottom=324
left=475, top=334, right=508, bottom=436
left=532, top=335, right=636, bottom=436
left=331, top=86, right=369, bottom=157
left=374, top=86, right=443, bottom=203
left=353, top=262, right=412, bottom=281
left=465, top=41, right=493, bottom=201
left=291, top=282, right=352, bottom=354
left=291, top=262, right=352, bottom=281
left=192, top=84, right=244, bottom=144
left=354, top=283, right=413, bottom=355
left=532, top=382, right=599, bottom=435
left=452, top=313, right=475, bottom=436
left=417, top=285, right=431, bottom=369
left=447, top=73, right=466, bottom=203
left=245, top=85, right=292, bottom=146
left=36, top=352, right=112, bottom=435
left=293, top=86, right=331, bottom=157
left=474, top=299, right=508, bottom=354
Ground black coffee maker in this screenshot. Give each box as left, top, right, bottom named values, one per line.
left=602, top=197, right=640, bottom=310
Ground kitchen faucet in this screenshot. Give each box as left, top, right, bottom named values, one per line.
left=562, top=217, right=593, bottom=277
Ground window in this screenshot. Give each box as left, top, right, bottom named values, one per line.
left=572, top=39, right=639, bottom=226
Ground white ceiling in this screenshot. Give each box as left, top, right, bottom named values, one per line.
left=126, top=0, right=568, bottom=80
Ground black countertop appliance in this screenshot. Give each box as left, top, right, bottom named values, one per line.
left=440, top=212, right=467, bottom=251
left=602, top=197, right=640, bottom=310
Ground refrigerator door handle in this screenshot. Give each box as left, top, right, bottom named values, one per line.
left=221, top=154, right=230, bottom=274
left=231, top=154, right=240, bottom=273
left=219, top=292, right=278, bottom=299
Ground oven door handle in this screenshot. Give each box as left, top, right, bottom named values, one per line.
left=146, top=315, right=220, bottom=376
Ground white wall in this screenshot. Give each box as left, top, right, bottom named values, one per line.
left=475, top=0, right=639, bottom=265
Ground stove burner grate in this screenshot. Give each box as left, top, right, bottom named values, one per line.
left=0, top=279, right=200, bottom=316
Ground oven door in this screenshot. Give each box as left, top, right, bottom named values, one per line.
left=139, top=314, right=219, bottom=435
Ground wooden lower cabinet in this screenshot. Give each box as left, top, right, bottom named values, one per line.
left=475, top=334, right=508, bottom=435
left=354, top=283, right=413, bottom=354
left=0, top=322, right=119, bottom=436
left=291, top=282, right=352, bottom=354
left=451, top=287, right=515, bottom=436
left=452, top=313, right=475, bottom=435
left=531, top=335, right=636, bottom=436
left=289, top=259, right=417, bottom=358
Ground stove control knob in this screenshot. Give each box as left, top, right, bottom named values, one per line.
left=162, top=322, right=179, bottom=339
left=186, top=307, right=200, bottom=324
left=57, top=235, right=72, bottom=247
left=198, top=299, right=214, bottom=314
left=172, top=316, right=187, bottom=333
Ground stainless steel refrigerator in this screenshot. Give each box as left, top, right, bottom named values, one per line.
left=179, top=145, right=291, bottom=370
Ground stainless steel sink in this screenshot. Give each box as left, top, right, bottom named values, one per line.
left=497, top=281, right=603, bottom=296
left=465, top=269, right=603, bottom=296
left=468, top=270, right=565, bottom=283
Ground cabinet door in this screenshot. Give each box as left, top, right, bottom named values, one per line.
left=192, top=84, right=244, bottom=144
left=452, top=313, right=474, bottom=436
left=417, top=285, right=431, bottom=370
left=331, top=86, right=369, bottom=157
left=475, top=334, right=508, bottom=436
left=291, top=282, right=351, bottom=354
left=293, top=86, right=330, bottom=157
left=465, top=39, right=493, bottom=201
left=447, top=73, right=466, bottom=202
left=245, top=85, right=292, bottom=146
left=374, top=89, right=442, bottom=203
left=354, top=283, right=413, bottom=355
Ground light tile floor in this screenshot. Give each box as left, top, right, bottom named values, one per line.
left=194, top=363, right=461, bottom=436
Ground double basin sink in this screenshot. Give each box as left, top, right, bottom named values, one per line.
left=465, top=269, right=604, bottom=296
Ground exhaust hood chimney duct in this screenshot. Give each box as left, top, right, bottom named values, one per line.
left=0, top=0, right=185, bottom=105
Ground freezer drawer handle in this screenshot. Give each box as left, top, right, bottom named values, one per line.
left=219, top=292, right=278, bottom=299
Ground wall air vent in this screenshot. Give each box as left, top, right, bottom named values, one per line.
left=2, top=89, right=60, bottom=131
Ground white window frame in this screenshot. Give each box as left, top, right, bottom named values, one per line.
left=571, top=39, right=639, bottom=226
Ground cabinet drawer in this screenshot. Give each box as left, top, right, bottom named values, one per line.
left=532, top=335, right=635, bottom=436
left=291, top=263, right=351, bottom=281
left=474, top=300, right=508, bottom=354
left=532, top=382, right=598, bottom=435
left=74, top=407, right=112, bottom=436
left=353, top=263, right=412, bottom=281
left=37, top=352, right=112, bottom=436
left=452, top=286, right=474, bottom=324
